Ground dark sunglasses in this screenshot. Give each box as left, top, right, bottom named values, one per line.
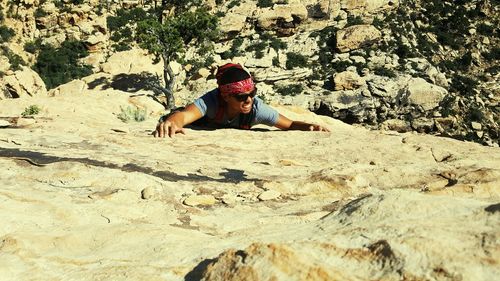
left=233, top=89, right=257, bottom=102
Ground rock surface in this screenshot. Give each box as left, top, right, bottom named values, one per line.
left=0, top=88, right=499, bottom=280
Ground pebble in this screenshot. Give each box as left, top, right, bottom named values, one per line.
left=471, top=122, right=482, bottom=131
left=0, top=120, right=11, bottom=127
left=141, top=187, right=155, bottom=200
left=183, top=195, right=217, bottom=206
left=258, top=190, right=281, bottom=201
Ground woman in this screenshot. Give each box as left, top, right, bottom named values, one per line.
left=154, top=63, right=330, bottom=138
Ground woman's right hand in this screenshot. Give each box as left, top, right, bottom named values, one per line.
left=154, top=120, right=185, bottom=138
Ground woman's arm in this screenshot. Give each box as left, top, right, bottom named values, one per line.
left=274, top=114, right=330, bottom=132
left=154, top=104, right=203, bottom=138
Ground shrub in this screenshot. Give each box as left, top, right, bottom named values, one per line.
left=449, top=75, right=478, bottom=96
left=482, top=47, right=500, bottom=61
left=33, top=40, right=92, bottom=89
left=373, top=67, right=397, bottom=78
left=21, top=105, right=41, bottom=117
left=285, top=52, right=308, bottom=69
left=346, top=15, right=364, bottom=27
left=24, top=38, right=42, bottom=54
left=275, top=84, right=303, bottom=96
left=1, top=46, right=24, bottom=70
left=0, top=25, right=15, bottom=43
left=257, top=0, right=274, bottom=8
left=117, top=106, right=147, bottom=122
left=246, top=41, right=267, bottom=59
left=269, top=37, right=287, bottom=50
left=227, top=0, right=240, bottom=9
left=34, top=7, right=48, bottom=18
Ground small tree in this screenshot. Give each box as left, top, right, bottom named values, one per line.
left=136, top=8, right=218, bottom=109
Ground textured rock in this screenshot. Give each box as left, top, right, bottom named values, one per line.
left=336, top=25, right=382, bottom=52
left=0, top=89, right=498, bottom=280
left=1, top=66, right=47, bottom=98
left=334, top=71, right=366, bottom=90
left=399, top=78, right=447, bottom=111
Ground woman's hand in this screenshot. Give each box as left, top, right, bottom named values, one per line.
left=153, top=104, right=203, bottom=138
left=154, top=119, right=185, bottom=138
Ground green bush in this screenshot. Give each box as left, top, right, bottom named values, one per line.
left=373, top=67, right=397, bottom=78
left=269, top=37, right=287, bottom=50
left=275, top=84, right=303, bottom=96
left=449, top=75, right=478, bottom=96
left=482, top=47, right=500, bottom=61
left=33, top=40, right=93, bottom=89
left=227, top=0, right=240, bottom=9
left=117, top=106, right=147, bottom=122
left=346, top=15, right=364, bottom=27
left=0, top=25, right=15, bottom=43
left=24, top=38, right=42, bottom=54
left=21, top=105, right=41, bottom=117
left=246, top=41, right=267, bottom=59
left=34, top=7, right=48, bottom=18
left=257, top=0, right=273, bottom=8
left=285, top=52, right=308, bottom=69
left=1, top=46, right=24, bottom=70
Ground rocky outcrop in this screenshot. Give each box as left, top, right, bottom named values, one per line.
left=336, top=25, right=382, bottom=52
left=1, top=66, right=47, bottom=99
left=0, top=89, right=498, bottom=279
left=399, top=77, right=447, bottom=111
left=256, top=2, right=308, bottom=36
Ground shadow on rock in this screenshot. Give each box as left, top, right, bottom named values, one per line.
left=88, top=72, right=162, bottom=93
left=184, top=258, right=217, bottom=281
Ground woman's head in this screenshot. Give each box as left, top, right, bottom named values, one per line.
left=216, top=63, right=256, bottom=114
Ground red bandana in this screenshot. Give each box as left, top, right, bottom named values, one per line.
left=218, top=78, right=255, bottom=98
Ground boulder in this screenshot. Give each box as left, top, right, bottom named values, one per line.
left=252, top=67, right=312, bottom=82
left=1, top=66, right=47, bottom=98
left=341, top=0, right=399, bottom=14
left=334, top=71, right=366, bottom=90
left=219, top=13, right=248, bottom=37
left=399, top=78, right=447, bottom=111
left=256, top=3, right=308, bottom=35
left=101, top=49, right=164, bottom=77
left=336, top=25, right=382, bottom=52
left=48, top=79, right=87, bottom=96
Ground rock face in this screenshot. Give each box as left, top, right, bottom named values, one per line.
left=399, top=77, right=447, bottom=111
left=336, top=25, right=382, bottom=52
left=0, top=89, right=499, bottom=280
left=1, top=66, right=47, bottom=98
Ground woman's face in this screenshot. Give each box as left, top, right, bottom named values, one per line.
left=224, top=88, right=256, bottom=114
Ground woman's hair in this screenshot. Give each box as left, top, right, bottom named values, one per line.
left=216, top=64, right=251, bottom=85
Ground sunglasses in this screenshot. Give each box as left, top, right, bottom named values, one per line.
left=233, top=89, right=257, bottom=102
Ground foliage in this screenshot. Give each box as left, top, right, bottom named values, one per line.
left=373, top=66, right=397, bottom=78
left=33, top=40, right=93, bottom=89
left=24, top=38, right=43, bottom=54
left=1, top=46, right=24, bottom=70
left=21, top=105, right=41, bottom=117
left=449, top=75, right=478, bottom=96
left=107, top=8, right=152, bottom=51
left=117, top=106, right=147, bottom=122
left=34, top=7, right=48, bottom=18
left=246, top=41, right=267, bottom=59
left=221, top=37, right=243, bottom=59
left=309, top=25, right=337, bottom=78
left=227, top=0, right=240, bottom=9
left=257, top=0, right=273, bottom=8
left=275, top=84, right=303, bottom=96
left=482, top=47, right=500, bottom=61
left=346, top=15, right=364, bottom=27
left=0, top=25, right=15, bottom=43
left=136, top=8, right=219, bottom=62
left=0, top=8, right=4, bottom=22
left=285, top=52, right=308, bottom=69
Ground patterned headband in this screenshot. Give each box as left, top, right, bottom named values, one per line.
left=219, top=78, right=255, bottom=98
